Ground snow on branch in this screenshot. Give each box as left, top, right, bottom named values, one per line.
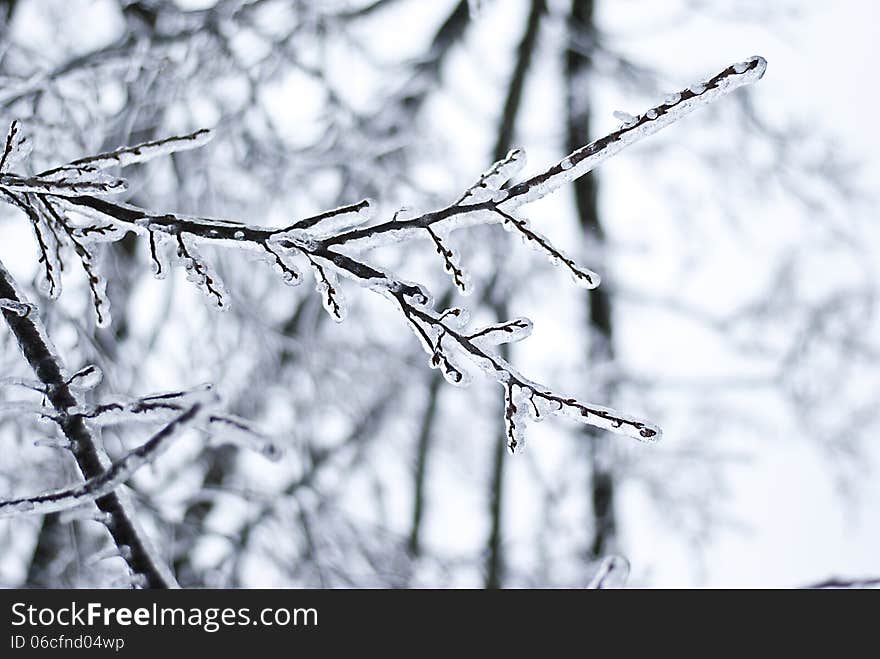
left=0, top=57, right=768, bottom=451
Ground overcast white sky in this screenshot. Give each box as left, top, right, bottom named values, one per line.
left=614, top=0, right=880, bottom=587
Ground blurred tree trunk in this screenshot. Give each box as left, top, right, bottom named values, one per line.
left=485, top=0, right=546, bottom=589
left=565, top=0, right=618, bottom=559
left=25, top=514, right=70, bottom=587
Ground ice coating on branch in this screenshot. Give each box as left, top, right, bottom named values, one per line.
left=438, top=306, right=470, bottom=328
left=0, top=403, right=210, bottom=518
left=0, top=375, right=43, bottom=390
left=68, top=364, right=103, bottom=391
left=394, top=296, right=662, bottom=449
left=42, top=129, right=214, bottom=175
left=467, top=317, right=533, bottom=348
left=0, top=57, right=767, bottom=454
left=494, top=208, right=600, bottom=289
left=0, top=173, right=128, bottom=196
left=503, top=383, right=530, bottom=452
left=287, top=199, right=374, bottom=238
left=33, top=436, right=72, bottom=450
left=67, top=214, right=128, bottom=244
left=426, top=227, right=471, bottom=295
left=40, top=168, right=129, bottom=192
left=27, top=206, right=63, bottom=299
left=205, top=414, right=284, bottom=461
left=0, top=120, right=32, bottom=172
left=76, top=385, right=215, bottom=426
left=457, top=148, right=526, bottom=205
left=501, top=56, right=768, bottom=208
left=267, top=226, right=320, bottom=252
left=68, top=232, right=112, bottom=328
left=174, top=234, right=229, bottom=310
left=310, top=259, right=346, bottom=322
left=78, top=387, right=283, bottom=461
left=262, top=243, right=302, bottom=287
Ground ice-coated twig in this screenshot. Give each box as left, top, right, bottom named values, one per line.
left=308, top=256, right=347, bottom=321
left=426, top=226, right=471, bottom=294
left=38, top=128, right=213, bottom=176
left=40, top=196, right=112, bottom=326
left=492, top=206, right=600, bottom=288
left=287, top=198, right=374, bottom=235
left=74, top=386, right=284, bottom=461
left=0, top=119, right=30, bottom=173
left=0, top=57, right=769, bottom=450
left=467, top=317, right=533, bottom=347
left=1, top=191, right=63, bottom=298
left=496, top=56, right=768, bottom=208
left=174, top=233, right=229, bottom=310
left=0, top=404, right=205, bottom=517
left=0, top=172, right=127, bottom=196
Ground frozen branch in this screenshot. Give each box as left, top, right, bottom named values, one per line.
left=0, top=57, right=768, bottom=451
left=0, top=404, right=205, bottom=518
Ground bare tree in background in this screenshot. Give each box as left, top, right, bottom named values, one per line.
left=0, top=0, right=873, bottom=589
